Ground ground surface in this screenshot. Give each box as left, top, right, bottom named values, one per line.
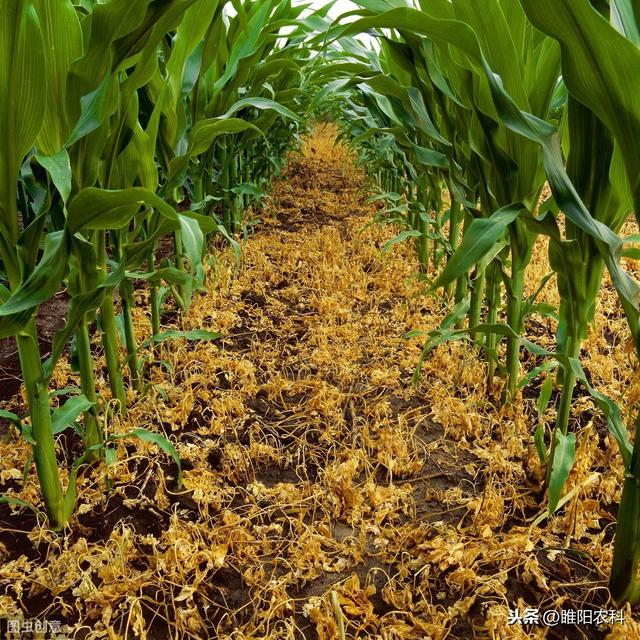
left=1, top=125, right=639, bottom=639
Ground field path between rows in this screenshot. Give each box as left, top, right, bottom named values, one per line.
left=1, top=125, right=628, bottom=640
left=163, top=123, right=482, bottom=637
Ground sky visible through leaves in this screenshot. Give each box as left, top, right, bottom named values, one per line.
left=306, top=0, right=359, bottom=16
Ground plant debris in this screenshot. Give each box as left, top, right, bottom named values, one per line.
left=0, top=125, right=638, bottom=639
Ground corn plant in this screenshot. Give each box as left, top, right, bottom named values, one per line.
left=326, top=0, right=640, bottom=604
left=0, top=0, right=324, bottom=531
left=333, top=1, right=562, bottom=404
left=514, top=0, right=640, bottom=606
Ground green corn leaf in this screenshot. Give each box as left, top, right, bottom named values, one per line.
left=0, top=495, right=41, bottom=516
left=411, top=293, right=471, bottom=384
left=431, top=204, right=524, bottom=291
left=49, top=386, right=82, bottom=398
left=126, top=267, right=192, bottom=286
left=160, top=0, right=221, bottom=144
left=16, top=423, right=37, bottom=446
left=534, top=424, right=547, bottom=465
left=537, top=374, right=555, bottom=419
left=0, top=1, right=47, bottom=248
left=139, top=329, right=222, bottom=350
left=526, top=303, right=559, bottom=321
left=178, top=215, right=205, bottom=272
left=68, top=187, right=179, bottom=233
left=33, top=0, right=83, bottom=155
left=222, top=97, right=302, bottom=123
left=611, top=0, right=640, bottom=44
left=52, top=395, right=94, bottom=435
left=520, top=0, right=640, bottom=207
left=0, top=232, right=68, bottom=335
left=0, top=409, right=21, bottom=426
left=547, top=431, right=576, bottom=514
left=42, top=261, right=126, bottom=382
left=109, top=428, right=183, bottom=488
left=62, top=449, right=95, bottom=523
left=230, top=183, right=265, bottom=197
left=36, top=149, right=72, bottom=204
left=517, top=360, right=559, bottom=390
left=557, top=355, right=632, bottom=466
left=212, top=1, right=274, bottom=93
left=622, top=248, right=640, bottom=260
left=382, top=229, right=422, bottom=255
left=188, top=118, right=264, bottom=156
left=165, top=119, right=264, bottom=191
left=522, top=273, right=555, bottom=316
left=535, top=375, right=554, bottom=464
left=65, top=73, right=114, bottom=148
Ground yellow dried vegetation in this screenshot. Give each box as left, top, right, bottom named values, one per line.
left=0, top=124, right=638, bottom=639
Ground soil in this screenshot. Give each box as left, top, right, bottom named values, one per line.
left=0, top=125, right=635, bottom=639
left=0, top=292, right=69, bottom=404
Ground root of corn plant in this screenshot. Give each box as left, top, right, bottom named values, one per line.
left=1, top=125, right=639, bottom=640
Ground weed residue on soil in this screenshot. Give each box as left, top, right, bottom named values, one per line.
left=0, top=124, right=638, bottom=639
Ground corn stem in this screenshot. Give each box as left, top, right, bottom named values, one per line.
left=17, top=320, right=66, bottom=530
